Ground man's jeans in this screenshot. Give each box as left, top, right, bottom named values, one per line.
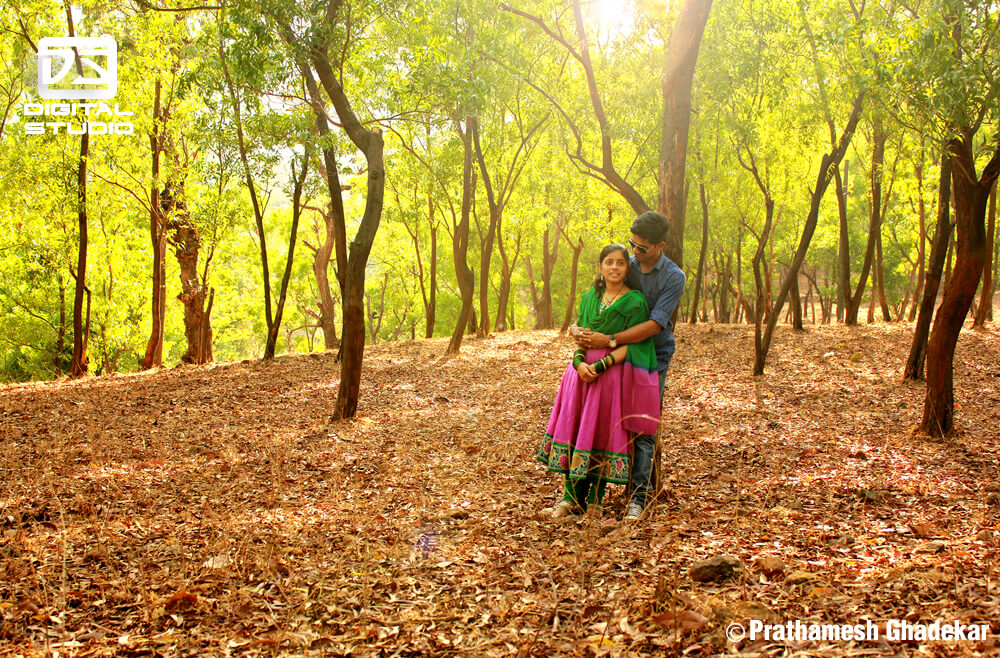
left=630, top=368, right=668, bottom=508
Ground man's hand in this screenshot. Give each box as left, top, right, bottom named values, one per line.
left=572, top=328, right=610, bottom=349
left=576, top=362, right=598, bottom=382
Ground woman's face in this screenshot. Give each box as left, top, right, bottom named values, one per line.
left=600, top=249, right=629, bottom=286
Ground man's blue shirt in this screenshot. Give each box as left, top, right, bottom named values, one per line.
left=630, top=253, right=685, bottom=372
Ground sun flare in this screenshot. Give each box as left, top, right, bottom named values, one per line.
left=590, top=0, right=638, bottom=40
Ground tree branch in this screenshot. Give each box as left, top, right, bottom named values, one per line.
left=93, top=172, right=152, bottom=213
left=499, top=3, right=583, bottom=63
left=134, top=0, right=222, bottom=12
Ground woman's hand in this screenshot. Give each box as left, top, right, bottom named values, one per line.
left=576, top=362, right=598, bottom=383
left=576, top=329, right=611, bottom=349
left=574, top=330, right=609, bottom=349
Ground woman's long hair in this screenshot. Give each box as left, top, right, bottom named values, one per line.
left=592, top=243, right=642, bottom=293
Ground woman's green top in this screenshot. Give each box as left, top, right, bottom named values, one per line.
left=577, top=287, right=658, bottom=372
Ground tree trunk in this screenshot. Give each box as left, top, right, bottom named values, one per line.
left=333, top=182, right=382, bottom=418
left=689, top=181, right=710, bottom=324
left=657, top=0, right=713, bottom=268
left=507, top=0, right=709, bottom=283
left=973, top=170, right=996, bottom=328
left=495, top=273, right=513, bottom=332
left=402, top=193, right=430, bottom=341
left=735, top=146, right=774, bottom=368
left=332, top=148, right=383, bottom=420
left=943, top=229, right=955, bottom=291
left=166, top=185, right=209, bottom=364
left=292, top=45, right=346, bottom=350
left=141, top=78, right=167, bottom=370
left=200, top=288, right=214, bottom=363
left=472, top=121, right=500, bottom=338
left=720, top=253, right=731, bottom=323
left=844, top=223, right=875, bottom=325
left=707, top=271, right=716, bottom=322
left=713, top=253, right=726, bottom=323
left=410, top=187, right=439, bottom=340
left=867, top=270, right=877, bottom=323
left=845, top=123, right=887, bottom=325
left=751, top=203, right=774, bottom=376
left=995, top=231, right=1000, bottom=311
left=221, top=40, right=274, bottom=359
left=56, top=275, right=67, bottom=375
left=734, top=228, right=745, bottom=323
left=803, top=268, right=814, bottom=324
left=428, top=218, right=438, bottom=337
left=534, top=225, right=559, bottom=329
left=909, top=145, right=927, bottom=321
left=755, top=95, right=864, bottom=375
left=803, top=267, right=825, bottom=325
left=312, top=205, right=340, bottom=349
left=701, top=264, right=710, bottom=322
left=526, top=254, right=540, bottom=323
left=835, top=161, right=850, bottom=323
left=263, top=152, right=306, bottom=359
left=559, top=236, right=585, bottom=333
left=447, top=117, right=476, bottom=354
left=469, top=106, right=545, bottom=336
left=365, top=272, right=389, bottom=344
left=70, top=142, right=90, bottom=376
left=905, top=153, right=954, bottom=380
left=897, top=256, right=919, bottom=322
left=790, top=267, right=803, bottom=330
left=875, top=225, right=892, bottom=321
left=921, top=138, right=1000, bottom=435
left=468, top=304, right=478, bottom=335
left=495, top=229, right=521, bottom=332
left=307, top=3, right=386, bottom=420
left=68, top=8, right=90, bottom=378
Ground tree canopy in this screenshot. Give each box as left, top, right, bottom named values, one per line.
left=1, top=0, right=997, bottom=429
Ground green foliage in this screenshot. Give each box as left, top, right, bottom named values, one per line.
left=1, top=0, right=997, bottom=380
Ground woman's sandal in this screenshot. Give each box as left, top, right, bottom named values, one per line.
left=549, top=500, right=583, bottom=519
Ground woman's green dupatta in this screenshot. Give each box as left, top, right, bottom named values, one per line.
left=577, top=288, right=658, bottom=372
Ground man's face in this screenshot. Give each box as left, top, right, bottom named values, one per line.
left=629, top=233, right=663, bottom=266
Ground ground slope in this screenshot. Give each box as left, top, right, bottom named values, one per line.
left=2, top=323, right=999, bottom=656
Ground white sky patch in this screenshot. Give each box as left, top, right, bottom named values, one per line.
left=589, top=0, right=638, bottom=41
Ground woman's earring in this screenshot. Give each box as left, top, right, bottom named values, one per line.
left=599, top=273, right=605, bottom=283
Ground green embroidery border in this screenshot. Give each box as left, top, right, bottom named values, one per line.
left=536, top=434, right=631, bottom=484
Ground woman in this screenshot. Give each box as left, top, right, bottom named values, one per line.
left=536, top=244, right=661, bottom=519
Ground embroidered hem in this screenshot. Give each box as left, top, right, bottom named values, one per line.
left=536, top=434, right=631, bottom=484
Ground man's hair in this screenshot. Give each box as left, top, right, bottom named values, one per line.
left=630, top=211, right=669, bottom=244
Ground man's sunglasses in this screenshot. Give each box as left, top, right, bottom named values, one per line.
left=627, top=238, right=649, bottom=255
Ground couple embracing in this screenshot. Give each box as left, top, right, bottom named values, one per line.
left=536, top=211, right=685, bottom=522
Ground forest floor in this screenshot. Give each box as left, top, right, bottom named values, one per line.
left=2, top=322, right=1000, bottom=657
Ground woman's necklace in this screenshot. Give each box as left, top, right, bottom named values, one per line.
left=599, top=286, right=626, bottom=313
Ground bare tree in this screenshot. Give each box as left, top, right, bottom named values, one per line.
left=447, top=117, right=476, bottom=354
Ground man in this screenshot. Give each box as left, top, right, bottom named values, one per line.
left=573, top=211, right=685, bottom=521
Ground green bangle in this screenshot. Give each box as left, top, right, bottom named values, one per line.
left=593, top=353, right=616, bottom=374
left=572, top=349, right=586, bottom=367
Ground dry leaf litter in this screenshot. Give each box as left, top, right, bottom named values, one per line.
left=1, top=323, right=999, bottom=656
